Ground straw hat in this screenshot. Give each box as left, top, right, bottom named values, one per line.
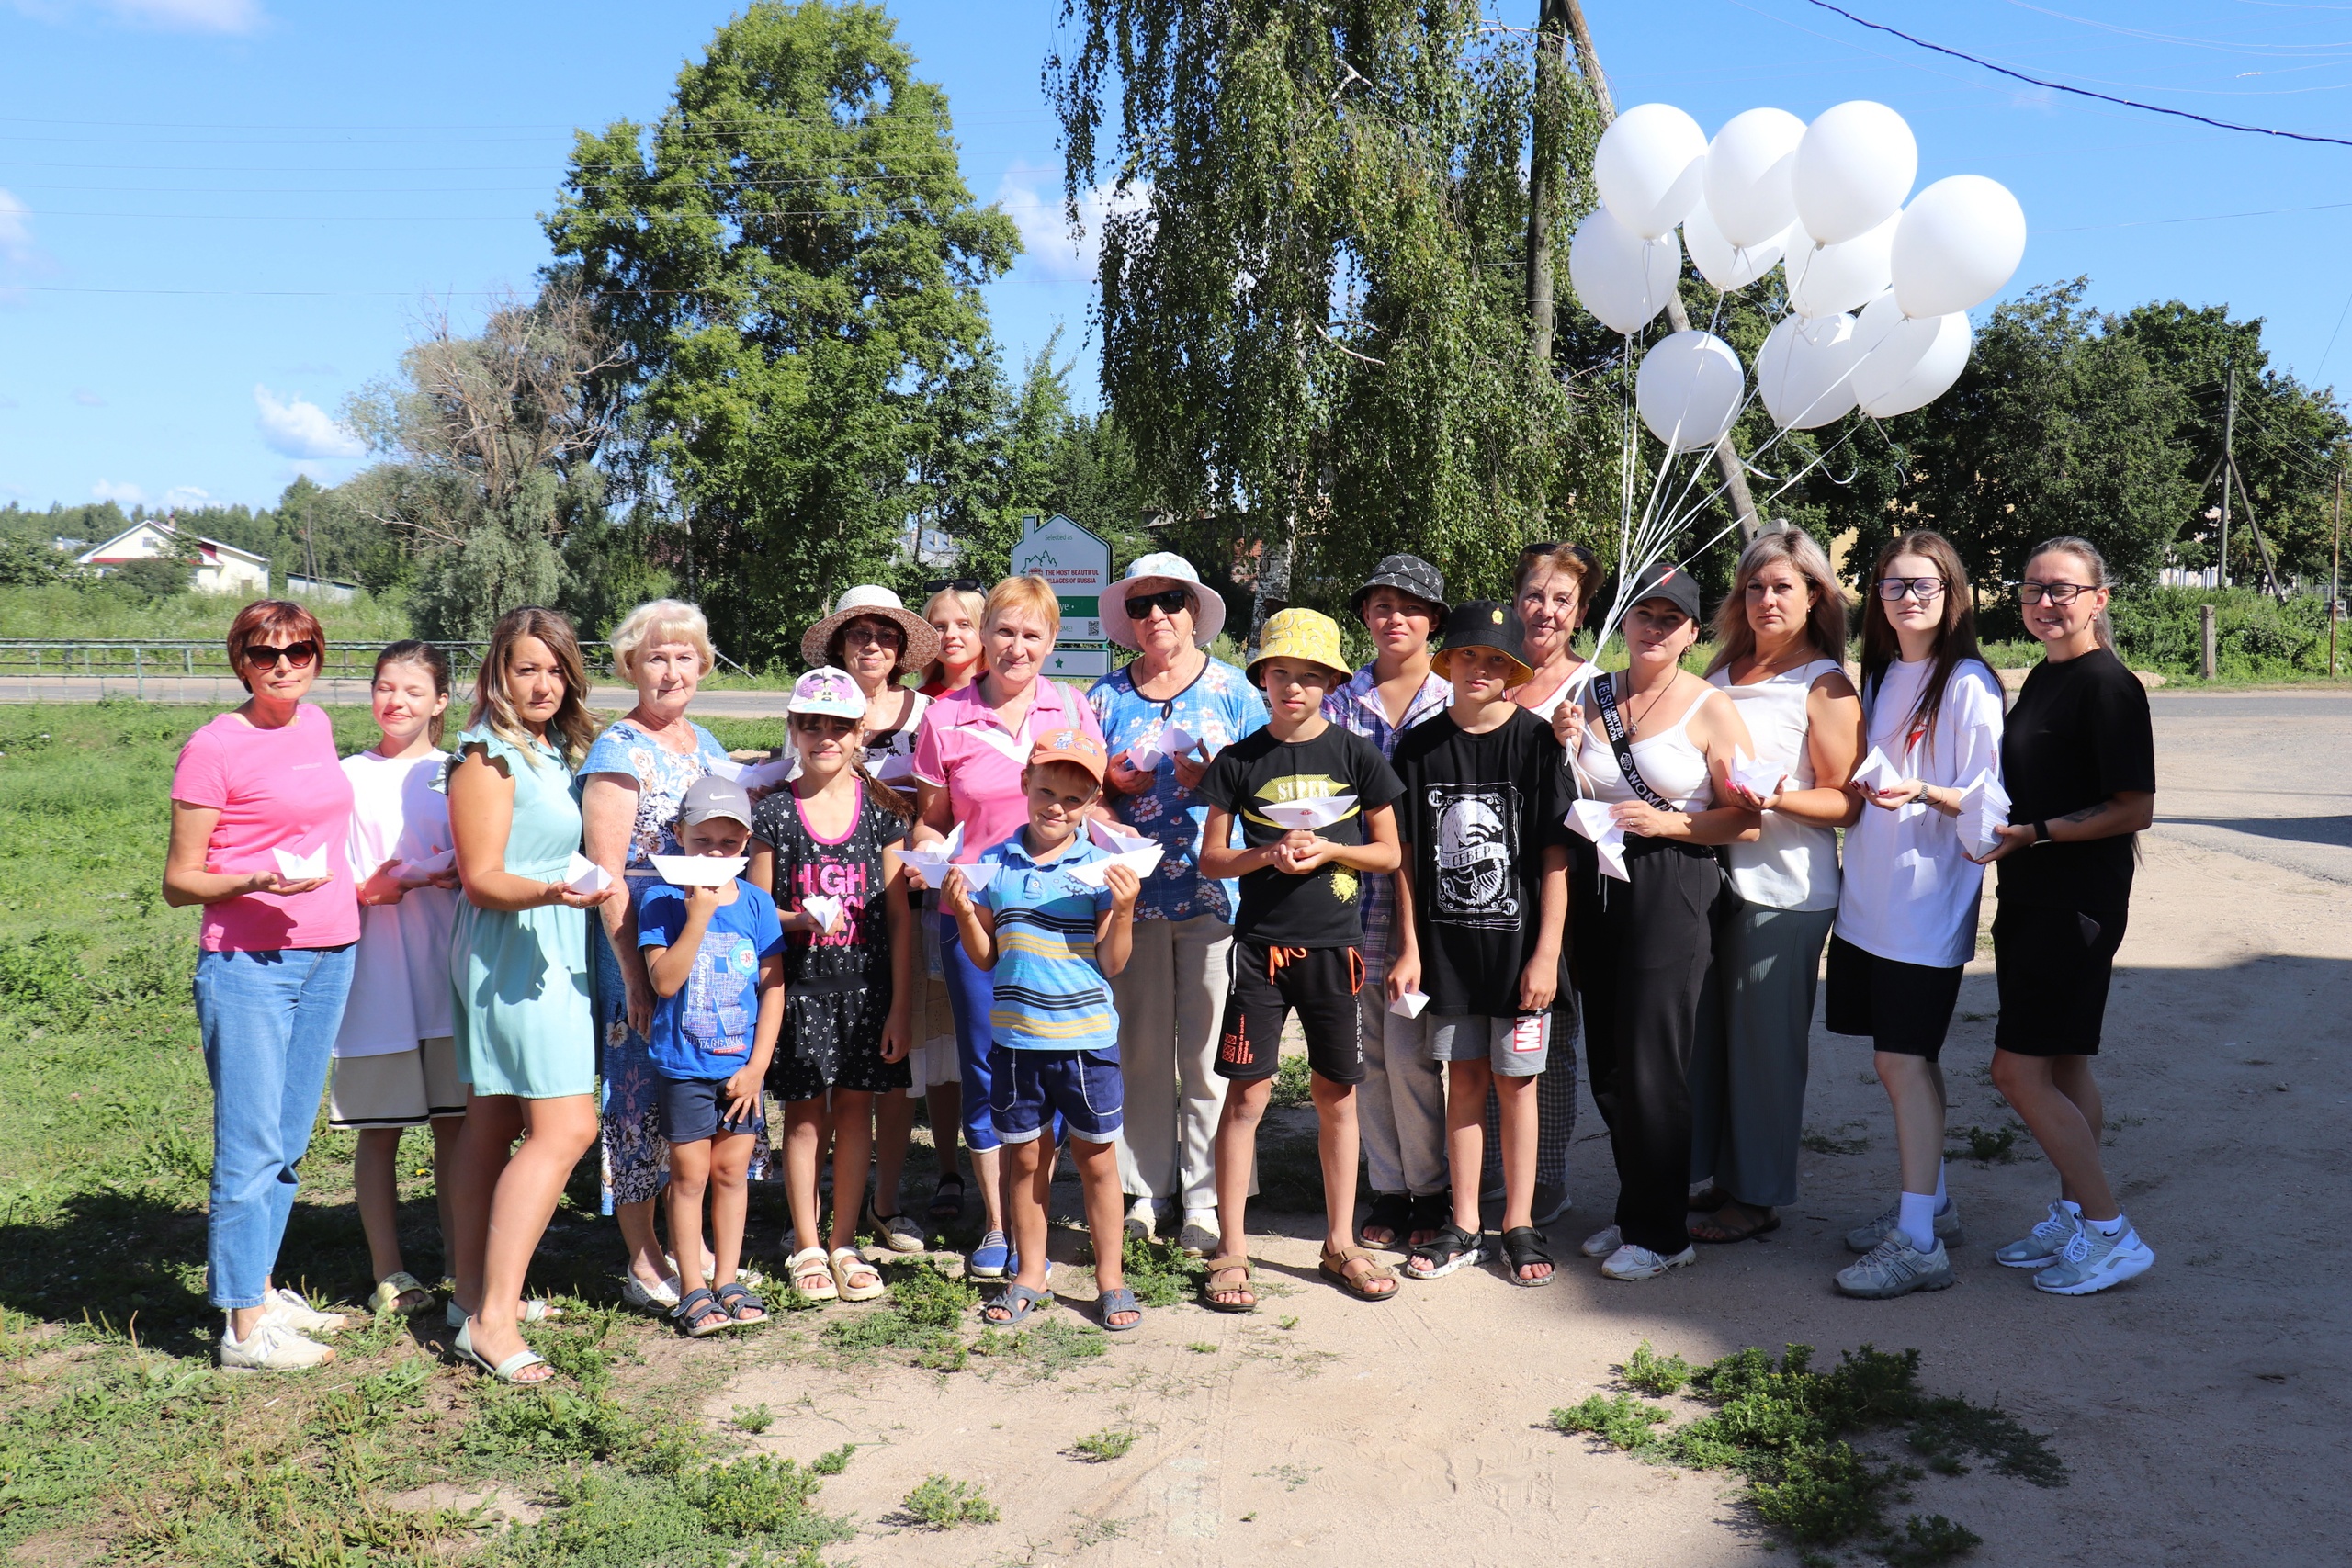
left=799, top=585, right=941, bottom=673
left=1102, top=551, right=1227, bottom=651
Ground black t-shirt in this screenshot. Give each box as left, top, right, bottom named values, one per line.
left=1390, top=706, right=1575, bottom=1015
left=1196, top=722, right=1406, bottom=948
left=1996, top=648, right=2155, bottom=912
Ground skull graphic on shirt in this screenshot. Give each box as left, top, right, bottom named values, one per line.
left=1430, top=784, right=1520, bottom=926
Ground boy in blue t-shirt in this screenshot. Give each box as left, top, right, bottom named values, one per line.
left=943, top=728, right=1143, bottom=1331
left=639, top=774, right=786, bottom=1337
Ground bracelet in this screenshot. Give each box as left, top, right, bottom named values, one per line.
left=2032, top=819, right=2052, bottom=844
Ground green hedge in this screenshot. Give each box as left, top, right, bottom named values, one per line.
left=2109, top=587, right=2340, bottom=680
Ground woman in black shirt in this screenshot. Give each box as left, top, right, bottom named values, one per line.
left=1973, top=536, right=2156, bottom=1297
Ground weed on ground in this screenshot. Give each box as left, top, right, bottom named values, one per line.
left=894, top=1472, right=1000, bottom=1530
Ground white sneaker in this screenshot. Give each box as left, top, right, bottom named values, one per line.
left=262, top=1287, right=346, bottom=1336
left=1995, top=1201, right=2081, bottom=1269
left=1178, top=1210, right=1219, bottom=1258
left=1835, top=1234, right=1955, bottom=1299
left=1600, top=1243, right=1696, bottom=1281
left=1846, top=1199, right=1963, bottom=1255
left=220, top=1319, right=334, bottom=1371
left=2033, top=1221, right=2154, bottom=1296
left=1124, top=1198, right=1158, bottom=1238
left=1578, top=1224, right=1623, bottom=1258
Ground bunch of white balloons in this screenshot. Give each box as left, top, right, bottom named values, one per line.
left=1566, top=99, right=2026, bottom=453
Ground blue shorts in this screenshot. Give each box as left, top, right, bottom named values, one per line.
left=988, top=1045, right=1123, bottom=1146
left=658, top=1074, right=765, bottom=1143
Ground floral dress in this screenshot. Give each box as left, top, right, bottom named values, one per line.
left=1086, top=657, right=1269, bottom=923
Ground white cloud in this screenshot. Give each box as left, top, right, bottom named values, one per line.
left=996, top=162, right=1150, bottom=283
left=162, top=484, right=211, bottom=510
left=92, top=479, right=147, bottom=505
left=8, top=0, right=264, bottom=33
left=254, top=385, right=365, bottom=459
left=0, top=190, right=30, bottom=265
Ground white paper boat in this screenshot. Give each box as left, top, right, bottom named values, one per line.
left=945, top=862, right=998, bottom=895
left=1726, top=751, right=1786, bottom=801
left=1959, top=770, right=2011, bottom=859
left=1127, top=720, right=1198, bottom=773
left=648, top=853, right=745, bottom=887
left=1069, top=844, right=1167, bottom=887
left=899, top=825, right=962, bottom=889
left=1850, top=747, right=1905, bottom=795
left=1258, top=793, right=1357, bottom=831
left=705, top=757, right=744, bottom=783
left=800, top=894, right=846, bottom=933
left=1564, top=798, right=1629, bottom=883
left=272, top=845, right=329, bottom=880
left=400, top=847, right=455, bottom=878
left=564, top=852, right=615, bottom=894
left=1088, top=818, right=1156, bottom=856
left=1387, top=989, right=1431, bottom=1019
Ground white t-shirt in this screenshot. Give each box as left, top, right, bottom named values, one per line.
left=334, top=750, right=459, bottom=1056
left=1832, top=658, right=2004, bottom=969
left=1710, top=658, right=1843, bottom=912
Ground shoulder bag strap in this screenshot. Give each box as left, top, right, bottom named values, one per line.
left=1594, top=672, right=1673, bottom=811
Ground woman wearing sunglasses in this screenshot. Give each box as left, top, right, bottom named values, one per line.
left=1971, top=536, right=2157, bottom=1295
left=164, top=600, right=361, bottom=1371
left=1827, top=531, right=2004, bottom=1301
left=1088, top=553, right=1268, bottom=1255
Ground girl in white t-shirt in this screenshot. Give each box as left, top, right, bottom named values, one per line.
left=329, top=642, right=464, bottom=1318
left=1827, top=532, right=2005, bottom=1302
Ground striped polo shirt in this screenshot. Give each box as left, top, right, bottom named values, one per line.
left=972, top=830, right=1120, bottom=1054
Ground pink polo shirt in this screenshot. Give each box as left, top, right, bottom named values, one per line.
left=170, top=705, right=361, bottom=953
left=911, top=677, right=1104, bottom=861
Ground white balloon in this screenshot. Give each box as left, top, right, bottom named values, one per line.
left=1636, top=330, right=1747, bottom=452
left=1595, top=103, right=1710, bottom=239
left=1793, top=100, right=1917, bottom=245
left=1783, top=212, right=1897, bottom=319
left=1852, top=293, right=1972, bottom=417
left=1569, top=207, right=1683, bottom=335
left=1703, top=107, right=1806, bottom=248
left=1892, top=174, right=2027, bottom=319
left=1684, top=200, right=1789, bottom=291
left=1755, top=312, right=1860, bottom=430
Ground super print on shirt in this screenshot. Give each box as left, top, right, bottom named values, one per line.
left=1425, top=780, right=1522, bottom=931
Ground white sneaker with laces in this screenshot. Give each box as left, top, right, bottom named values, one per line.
left=1579, top=1224, right=1623, bottom=1258
left=1177, top=1210, right=1219, bottom=1258
left=1835, top=1234, right=1955, bottom=1299
left=220, top=1319, right=334, bottom=1371
left=1995, top=1201, right=2080, bottom=1269
left=2033, top=1221, right=2154, bottom=1296
left=1600, top=1242, right=1696, bottom=1281
left=262, top=1287, right=346, bottom=1336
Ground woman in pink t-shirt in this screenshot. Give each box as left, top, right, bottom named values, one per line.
left=164, top=599, right=362, bottom=1373
left=908, top=574, right=1103, bottom=1277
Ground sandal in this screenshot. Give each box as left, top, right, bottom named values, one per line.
left=446, top=1297, right=560, bottom=1330
left=714, top=1280, right=768, bottom=1325
left=1359, top=1192, right=1412, bottom=1250
left=1499, top=1225, right=1555, bottom=1288
left=786, top=1246, right=838, bottom=1302
left=1406, top=1191, right=1451, bottom=1248
left=1688, top=1186, right=1735, bottom=1214
left=453, top=1318, right=553, bottom=1383
left=980, top=1282, right=1052, bottom=1325
left=1406, top=1223, right=1485, bottom=1280
left=831, top=1247, right=885, bottom=1303
left=1319, top=1244, right=1399, bottom=1302
left=673, top=1286, right=734, bottom=1337
left=927, top=1173, right=967, bottom=1224
left=368, top=1270, right=435, bottom=1318
left=1687, top=1201, right=1781, bottom=1245
left=1097, top=1285, right=1143, bottom=1331
left=1200, top=1254, right=1255, bottom=1313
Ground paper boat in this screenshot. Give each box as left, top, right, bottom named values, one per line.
left=944, top=862, right=998, bottom=895
left=1258, top=794, right=1356, bottom=831
left=648, top=853, right=745, bottom=887
left=1850, top=747, right=1904, bottom=795
left=899, top=825, right=962, bottom=889
left=564, top=852, right=615, bottom=894
left=1959, top=770, right=2011, bottom=859
left=400, top=847, right=456, bottom=878
left=1387, top=989, right=1431, bottom=1019
left=1127, top=721, right=1198, bottom=773
left=1088, top=818, right=1156, bottom=856
left=272, top=845, right=329, bottom=880
left=1726, top=751, right=1785, bottom=801
left=800, top=894, right=846, bottom=933
left=1069, top=844, right=1167, bottom=887
left=1564, top=799, right=1629, bottom=882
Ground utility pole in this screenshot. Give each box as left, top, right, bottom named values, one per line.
left=1525, top=0, right=1568, bottom=369
left=1557, top=0, right=1762, bottom=544
left=2332, top=467, right=2341, bottom=678
left=2219, top=365, right=2235, bottom=590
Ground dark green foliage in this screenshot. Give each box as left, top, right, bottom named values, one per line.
left=1114, top=1230, right=1207, bottom=1309
left=1070, top=1425, right=1138, bottom=1462
left=1547, top=1392, right=1673, bottom=1450
left=2107, top=586, right=2339, bottom=679
left=1888, top=1514, right=1986, bottom=1564
left=1951, top=1123, right=2023, bottom=1164
left=486, top=1463, right=852, bottom=1567
left=818, top=1258, right=978, bottom=1368
left=1623, top=1340, right=1694, bottom=1396
left=897, top=1472, right=1000, bottom=1529
left=1269, top=1052, right=1313, bottom=1109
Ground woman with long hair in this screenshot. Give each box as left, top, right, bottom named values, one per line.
left=1827, top=531, right=2005, bottom=1301
left=445, top=606, right=617, bottom=1382
left=1690, top=526, right=1863, bottom=1245
left=1973, top=536, right=2157, bottom=1295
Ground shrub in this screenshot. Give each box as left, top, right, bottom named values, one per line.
left=899, top=1473, right=999, bottom=1529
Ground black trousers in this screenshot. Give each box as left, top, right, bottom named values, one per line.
left=1573, top=840, right=1726, bottom=1257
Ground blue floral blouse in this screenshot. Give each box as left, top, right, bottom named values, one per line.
left=578, top=718, right=731, bottom=868
left=1087, top=656, right=1270, bottom=923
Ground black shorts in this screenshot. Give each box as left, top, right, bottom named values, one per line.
left=1992, top=902, right=2127, bottom=1058
left=1216, top=940, right=1364, bottom=1085
left=1824, top=933, right=1965, bottom=1060
left=657, top=1074, right=765, bottom=1143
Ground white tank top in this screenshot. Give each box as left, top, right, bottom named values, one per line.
left=1576, top=674, right=1715, bottom=811
left=1708, top=658, right=1842, bottom=912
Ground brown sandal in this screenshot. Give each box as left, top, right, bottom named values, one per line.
left=1201, top=1254, right=1255, bottom=1313
left=1319, top=1244, right=1398, bottom=1303
left=1687, top=1201, right=1781, bottom=1244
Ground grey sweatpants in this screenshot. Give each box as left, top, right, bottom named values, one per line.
left=1688, top=900, right=1834, bottom=1209
left=1357, top=985, right=1449, bottom=1199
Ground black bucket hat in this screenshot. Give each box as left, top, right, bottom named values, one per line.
left=1351, top=554, right=1447, bottom=619
left=1625, top=559, right=1703, bottom=624
left=1433, top=600, right=1533, bottom=687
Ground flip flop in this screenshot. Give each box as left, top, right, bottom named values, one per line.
left=1096, top=1285, right=1143, bottom=1331
left=1319, top=1244, right=1399, bottom=1302
left=453, top=1318, right=553, bottom=1384
left=368, top=1270, right=435, bottom=1317
left=980, top=1283, right=1052, bottom=1325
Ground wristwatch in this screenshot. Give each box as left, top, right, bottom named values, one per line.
left=2031, top=819, right=2052, bottom=844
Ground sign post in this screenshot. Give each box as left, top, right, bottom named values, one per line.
left=1011, top=513, right=1114, bottom=680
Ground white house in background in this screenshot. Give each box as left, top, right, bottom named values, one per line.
left=287, top=573, right=358, bottom=604
left=74, top=519, right=269, bottom=596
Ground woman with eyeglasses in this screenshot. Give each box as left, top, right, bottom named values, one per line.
left=1970, top=536, right=2157, bottom=1296
left=1827, top=531, right=2004, bottom=1302
left=1088, top=553, right=1269, bottom=1255
left=165, top=601, right=362, bottom=1371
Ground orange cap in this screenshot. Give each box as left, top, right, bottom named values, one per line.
left=1025, top=727, right=1109, bottom=784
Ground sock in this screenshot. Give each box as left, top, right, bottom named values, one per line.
left=2059, top=1199, right=2083, bottom=1217
left=2086, top=1213, right=2126, bottom=1236
left=1933, top=1161, right=1948, bottom=1212
left=1897, top=1190, right=1939, bottom=1252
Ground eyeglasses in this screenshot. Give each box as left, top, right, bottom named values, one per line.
left=1874, top=577, right=1946, bottom=603
left=242, top=641, right=320, bottom=670
left=841, top=622, right=904, bottom=647
left=923, top=578, right=981, bottom=594
left=1125, top=587, right=1193, bottom=619
left=2018, top=581, right=2097, bottom=604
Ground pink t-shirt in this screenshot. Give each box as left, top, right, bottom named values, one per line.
left=170, top=705, right=362, bottom=953
left=911, top=678, right=1104, bottom=861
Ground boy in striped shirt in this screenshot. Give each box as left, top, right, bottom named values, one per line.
left=944, top=728, right=1144, bottom=1330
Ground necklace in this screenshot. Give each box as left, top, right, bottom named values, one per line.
left=1623, top=669, right=1679, bottom=738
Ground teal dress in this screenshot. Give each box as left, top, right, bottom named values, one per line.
left=449, top=726, right=594, bottom=1099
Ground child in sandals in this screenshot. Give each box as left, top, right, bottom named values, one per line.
left=638, top=775, right=785, bottom=1336
left=748, top=668, right=916, bottom=1308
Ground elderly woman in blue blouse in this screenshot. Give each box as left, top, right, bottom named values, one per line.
left=577, top=598, right=747, bottom=1312
left=1088, top=552, right=1269, bottom=1256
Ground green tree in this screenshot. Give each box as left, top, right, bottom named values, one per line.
left=548, top=0, right=1020, bottom=667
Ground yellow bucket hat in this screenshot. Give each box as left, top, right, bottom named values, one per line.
left=1248, top=608, right=1351, bottom=684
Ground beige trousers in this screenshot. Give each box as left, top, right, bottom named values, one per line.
left=1111, top=913, right=1238, bottom=1212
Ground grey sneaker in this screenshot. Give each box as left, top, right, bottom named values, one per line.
left=1846, top=1199, right=1963, bottom=1254
left=262, top=1287, right=346, bottom=1336
left=1995, top=1201, right=2081, bottom=1269
left=1578, top=1224, right=1623, bottom=1258
left=2033, top=1221, right=2154, bottom=1296
left=1600, top=1242, right=1696, bottom=1281
left=1835, top=1234, right=1955, bottom=1299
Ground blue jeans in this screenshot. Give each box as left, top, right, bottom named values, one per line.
left=939, top=914, right=1002, bottom=1152
left=195, top=944, right=356, bottom=1310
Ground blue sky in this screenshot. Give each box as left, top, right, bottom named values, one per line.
left=4, top=0, right=2349, bottom=514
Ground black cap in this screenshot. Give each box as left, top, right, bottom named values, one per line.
left=1433, top=600, right=1532, bottom=685
left=1625, top=559, right=1703, bottom=625
left=1351, top=554, right=1447, bottom=619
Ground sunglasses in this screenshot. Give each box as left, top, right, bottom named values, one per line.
left=924, top=578, right=981, bottom=593
left=1125, top=586, right=1194, bottom=619
left=242, top=640, right=320, bottom=670
left=1875, top=577, right=1946, bottom=602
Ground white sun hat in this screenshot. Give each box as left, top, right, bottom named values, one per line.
left=1101, top=551, right=1227, bottom=651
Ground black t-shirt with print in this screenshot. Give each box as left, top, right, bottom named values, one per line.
left=1196, top=722, right=1405, bottom=948
left=1390, top=706, right=1574, bottom=1015
left=1996, top=647, right=2155, bottom=913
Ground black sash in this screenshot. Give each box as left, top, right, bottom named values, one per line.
left=1593, top=671, right=1673, bottom=811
